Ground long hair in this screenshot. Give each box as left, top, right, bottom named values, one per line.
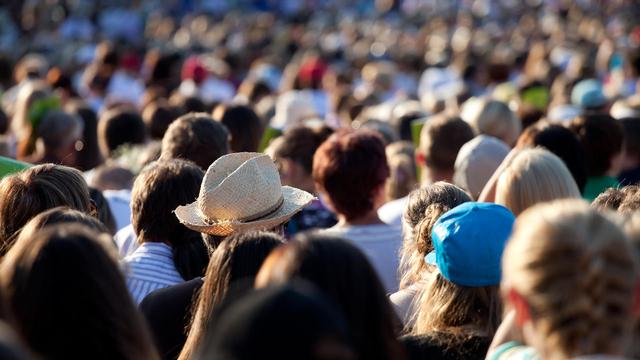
left=256, top=233, right=405, bottom=360
left=0, top=224, right=159, bottom=360
left=399, top=183, right=471, bottom=289
left=179, top=231, right=283, bottom=360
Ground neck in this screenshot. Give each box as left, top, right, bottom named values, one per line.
left=338, top=209, right=384, bottom=226
left=421, top=167, right=453, bottom=186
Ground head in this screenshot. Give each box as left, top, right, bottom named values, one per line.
left=13, top=83, right=58, bottom=159
left=66, top=102, right=104, bottom=171
left=400, top=183, right=471, bottom=289
left=256, top=234, right=403, bottom=360
left=0, top=225, right=158, bottom=360
left=98, top=109, right=147, bottom=158
left=313, top=129, right=389, bottom=221
left=195, top=284, right=354, bottom=360
left=413, top=203, right=514, bottom=339
left=453, top=135, right=510, bottom=199
left=516, top=122, right=588, bottom=193
left=385, top=141, right=418, bottom=201
left=619, top=117, right=640, bottom=177
left=34, top=110, right=83, bottom=166
left=131, top=159, right=207, bottom=279
left=502, top=200, right=638, bottom=359
left=266, top=124, right=333, bottom=193
left=142, top=100, right=178, bottom=140
left=462, top=99, right=521, bottom=146
left=88, top=188, right=117, bottom=235
left=180, top=231, right=284, bottom=360
left=496, top=148, right=581, bottom=216
left=417, top=114, right=474, bottom=184
left=16, top=206, right=110, bottom=241
left=212, top=104, right=263, bottom=153
left=0, top=164, right=92, bottom=255
left=617, top=186, right=640, bottom=214
left=568, top=114, right=624, bottom=177
left=89, top=164, right=134, bottom=191
left=161, top=112, right=230, bottom=170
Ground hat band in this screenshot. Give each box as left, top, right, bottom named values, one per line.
left=202, top=194, right=285, bottom=225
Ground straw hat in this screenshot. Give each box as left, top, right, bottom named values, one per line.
left=174, top=152, right=315, bottom=235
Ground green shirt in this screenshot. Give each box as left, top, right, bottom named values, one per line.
left=583, top=176, right=618, bottom=203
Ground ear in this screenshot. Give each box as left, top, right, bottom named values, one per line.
left=507, top=288, right=531, bottom=326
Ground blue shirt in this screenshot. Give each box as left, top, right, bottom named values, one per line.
left=123, top=242, right=184, bottom=304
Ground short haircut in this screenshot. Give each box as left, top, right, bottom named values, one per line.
left=313, top=129, right=389, bottom=220
left=464, top=99, right=521, bottom=146
left=142, top=100, right=178, bottom=140
left=98, top=109, right=146, bottom=157
left=37, top=110, right=83, bottom=150
left=419, top=114, right=475, bottom=172
left=568, top=114, right=624, bottom=177
left=496, top=148, right=581, bottom=215
left=0, top=164, right=92, bottom=254
left=161, top=113, right=230, bottom=170
left=213, top=104, right=263, bottom=153
left=270, top=124, right=333, bottom=174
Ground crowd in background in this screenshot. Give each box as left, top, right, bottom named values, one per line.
left=0, top=0, right=638, bottom=359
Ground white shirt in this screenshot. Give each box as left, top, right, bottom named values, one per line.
left=123, top=242, right=184, bottom=304
left=320, top=223, right=402, bottom=293
left=378, top=196, right=408, bottom=227
left=103, top=189, right=132, bottom=232
left=114, top=224, right=138, bottom=258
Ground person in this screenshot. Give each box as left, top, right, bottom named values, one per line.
left=405, top=202, right=515, bottom=360
left=124, top=159, right=207, bottom=304
left=23, top=110, right=83, bottom=167
left=617, top=117, right=640, bottom=186
left=175, top=231, right=284, bottom=360
left=453, top=135, right=510, bottom=199
left=494, top=148, right=581, bottom=216
left=256, top=234, right=406, bottom=360
left=488, top=200, right=638, bottom=360
left=16, top=206, right=110, bottom=239
left=143, top=100, right=178, bottom=140
left=160, top=112, right=230, bottom=171
left=0, top=224, right=159, bottom=360
left=194, top=284, right=355, bottom=360
left=12, top=82, right=59, bottom=160
left=212, top=104, right=263, bottom=153
left=568, top=113, right=624, bottom=201
left=385, top=141, right=418, bottom=201
left=515, top=121, right=588, bottom=193
left=89, top=187, right=117, bottom=235
left=265, top=124, right=337, bottom=236
left=313, top=129, right=402, bottom=292
left=66, top=101, right=104, bottom=171
left=97, top=108, right=147, bottom=159
left=0, top=164, right=93, bottom=255
left=461, top=99, right=521, bottom=147
left=378, top=114, right=474, bottom=226
left=591, top=186, right=639, bottom=212
left=391, top=183, right=471, bottom=326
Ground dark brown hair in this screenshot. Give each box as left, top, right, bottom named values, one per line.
left=98, top=109, right=147, bottom=158
left=568, top=114, right=624, bottom=177
left=213, top=104, right=263, bottom=153
left=161, top=112, right=230, bottom=170
left=313, top=129, right=390, bottom=220
left=179, top=231, right=284, bottom=360
left=0, top=224, right=159, bottom=360
left=419, top=115, right=475, bottom=172
left=131, top=159, right=207, bottom=280
left=272, top=124, right=333, bottom=174
left=0, top=164, right=92, bottom=255
left=142, top=100, right=178, bottom=140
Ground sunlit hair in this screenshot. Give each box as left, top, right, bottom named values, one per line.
left=503, top=200, right=638, bottom=359
left=12, top=81, right=52, bottom=159
left=16, top=207, right=109, bottom=243
left=496, top=148, right=581, bottom=216
left=399, top=183, right=470, bottom=289
left=463, top=99, right=521, bottom=146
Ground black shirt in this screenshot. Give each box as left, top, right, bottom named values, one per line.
left=401, top=333, right=490, bottom=360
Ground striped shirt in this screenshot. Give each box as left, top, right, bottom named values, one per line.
left=123, top=242, right=184, bottom=304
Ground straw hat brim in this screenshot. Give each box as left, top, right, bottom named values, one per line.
left=174, top=186, right=316, bottom=236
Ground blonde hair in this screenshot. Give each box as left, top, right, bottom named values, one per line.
left=503, top=200, right=638, bottom=359
left=385, top=142, right=417, bottom=201
left=496, top=148, right=580, bottom=216
left=12, top=82, right=51, bottom=159
left=462, top=99, right=521, bottom=146
left=399, top=183, right=470, bottom=289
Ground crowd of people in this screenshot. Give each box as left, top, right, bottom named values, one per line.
left=0, top=0, right=639, bottom=359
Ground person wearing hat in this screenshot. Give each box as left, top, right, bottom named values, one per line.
left=404, top=202, right=515, bottom=360
left=139, top=152, right=314, bottom=357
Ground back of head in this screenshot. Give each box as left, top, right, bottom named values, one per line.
left=66, top=102, right=103, bottom=171
left=313, top=129, right=390, bottom=221
left=568, top=113, right=624, bottom=177
left=517, top=122, right=588, bottom=193
left=0, top=164, right=91, bottom=255
left=98, top=109, right=147, bottom=158
left=131, top=159, right=206, bottom=279
left=181, top=231, right=284, bottom=360
left=503, top=200, right=638, bottom=359
left=271, top=124, right=334, bottom=175
left=17, top=207, right=109, bottom=242
left=400, top=182, right=471, bottom=289
left=0, top=224, right=158, bottom=360
left=453, top=135, right=510, bottom=199
left=419, top=114, right=475, bottom=175
left=36, top=110, right=83, bottom=151
left=142, top=100, right=178, bottom=140
left=256, top=234, right=402, bottom=360
left=196, top=284, right=353, bottom=360
left=212, top=104, right=263, bottom=153
left=496, top=148, right=581, bottom=215
left=161, top=112, right=230, bottom=170
left=385, top=141, right=418, bottom=200
left=463, top=99, right=521, bottom=146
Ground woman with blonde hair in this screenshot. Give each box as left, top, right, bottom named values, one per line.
left=390, top=182, right=471, bottom=326
left=461, top=99, right=521, bottom=147
left=495, top=148, right=581, bottom=216
left=489, top=200, right=639, bottom=359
